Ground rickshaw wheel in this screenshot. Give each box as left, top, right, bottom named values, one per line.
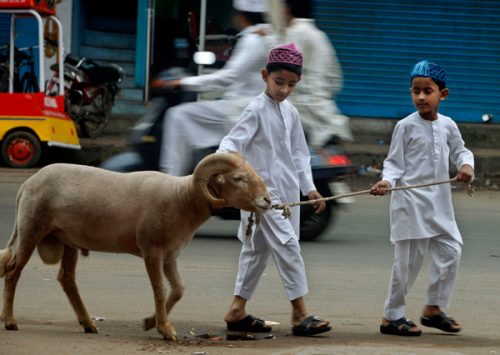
left=1, top=131, right=42, bottom=168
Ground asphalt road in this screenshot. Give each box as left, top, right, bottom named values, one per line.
left=0, top=168, right=499, bottom=354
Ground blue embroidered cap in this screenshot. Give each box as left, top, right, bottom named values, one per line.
left=410, top=60, right=447, bottom=86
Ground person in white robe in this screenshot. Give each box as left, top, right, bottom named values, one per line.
left=219, top=43, right=331, bottom=336
left=157, top=0, right=275, bottom=176
left=371, top=60, right=474, bottom=336
left=281, top=0, right=353, bottom=146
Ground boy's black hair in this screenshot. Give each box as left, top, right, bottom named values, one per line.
left=285, top=0, right=313, bottom=19
left=266, top=62, right=302, bottom=76
left=433, top=79, right=446, bottom=91
left=233, top=10, right=265, bottom=25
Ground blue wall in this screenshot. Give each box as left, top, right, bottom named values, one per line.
left=315, top=0, right=500, bottom=123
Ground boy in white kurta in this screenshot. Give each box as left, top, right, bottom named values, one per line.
left=371, top=60, right=474, bottom=336
left=218, top=43, right=331, bottom=336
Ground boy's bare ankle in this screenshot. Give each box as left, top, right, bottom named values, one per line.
left=224, top=310, right=246, bottom=323
left=422, top=305, right=441, bottom=317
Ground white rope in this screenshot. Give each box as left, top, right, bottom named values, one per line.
left=271, top=177, right=474, bottom=219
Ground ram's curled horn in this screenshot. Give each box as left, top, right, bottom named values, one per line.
left=193, top=151, right=242, bottom=208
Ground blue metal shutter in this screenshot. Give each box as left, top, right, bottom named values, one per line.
left=314, top=0, right=500, bottom=123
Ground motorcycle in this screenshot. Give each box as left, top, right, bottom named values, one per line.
left=100, top=68, right=354, bottom=241
left=46, top=54, right=125, bottom=138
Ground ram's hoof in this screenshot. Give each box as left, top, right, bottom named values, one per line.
left=5, top=322, right=18, bottom=331
left=4, top=315, right=18, bottom=330
left=158, top=323, right=177, bottom=341
left=163, top=333, right=177, bottom=341
left=84, top=326, right=98, bottom=333
left=80, top=320, right=98, bottom=333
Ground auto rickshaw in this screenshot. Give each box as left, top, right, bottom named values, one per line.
left=0, top=4, right=80, bottom=168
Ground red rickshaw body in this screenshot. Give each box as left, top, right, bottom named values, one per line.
left=0, top=0, right=57, bottom=15
left=0, top=92, right=80, bottom=148
left=0, top=6, right=81, bottom=168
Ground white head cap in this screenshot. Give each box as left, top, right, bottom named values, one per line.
left=233, top=0, right=267, bottom=12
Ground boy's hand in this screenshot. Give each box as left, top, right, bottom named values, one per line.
left=308, top=190, right=326, bottom=214
left=456, top=164, right=474, bottom=183
left=371, top=180, right=391, bottom=196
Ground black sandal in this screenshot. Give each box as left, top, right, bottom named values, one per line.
left=292, top=315, right=331, bottom=336
left=226, top=314, right=272, bottom=333
left=380, top=317, right=422, bottom=336
left=421, top=312, right=461, bottom=333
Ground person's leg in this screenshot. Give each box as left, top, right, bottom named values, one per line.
left=381, top=239, right=427, bottom=334
left=159, top=101, right=227, bottom=176
left=159, top=104, right=188, bottom=175
left=266, top=233, right=330, bottom=334
left=224, top=230, right=270, bottom=327
left=421, top=235, right=462, bottom=332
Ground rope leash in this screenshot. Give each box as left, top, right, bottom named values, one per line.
left=271, top=177, right=474, bottom=219
left=245, top=178, right=473, bottom=237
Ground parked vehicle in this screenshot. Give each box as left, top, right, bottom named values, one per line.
left=0, top=8, right=80, bottom=168
left=101, top=68, right=354, bottom=241
left=46, top=53, right=125, bottom=138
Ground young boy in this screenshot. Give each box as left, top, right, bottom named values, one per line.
left=218, top=43, right=331, bottom=336
left=371, top=60, right=474, bottom=336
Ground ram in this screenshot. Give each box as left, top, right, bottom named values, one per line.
left=0, top=152, right=270, bottom=340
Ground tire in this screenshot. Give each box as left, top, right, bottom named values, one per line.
left=80, top=92, right=112, bottom=138
left=1, top=131, right=42, bottom=168
left=299, top=200, right=334, bottom=241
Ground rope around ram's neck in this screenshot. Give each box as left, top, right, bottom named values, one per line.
left=272, top=177, right=474, bottom=219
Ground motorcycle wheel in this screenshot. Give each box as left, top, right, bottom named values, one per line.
left=80, top=92, right=113, bottom=138
left=299, top=201, right=334, bottom=241
left=1, top=131, right=42, bottom=168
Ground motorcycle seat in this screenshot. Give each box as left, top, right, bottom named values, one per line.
left=86, top=65, right=123, bottom=85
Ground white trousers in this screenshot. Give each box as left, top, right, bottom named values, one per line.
left=234, top=219, right=309, bottom=302
left=384, top=234, right=462, bottom=320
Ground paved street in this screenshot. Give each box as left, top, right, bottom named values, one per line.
left=0, top=168, right=499, bottom=354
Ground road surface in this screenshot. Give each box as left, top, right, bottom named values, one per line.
left=0, top=169, right=499, bottom=354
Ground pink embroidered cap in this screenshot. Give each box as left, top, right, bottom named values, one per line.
left=268, top=43, right=303, bottom=67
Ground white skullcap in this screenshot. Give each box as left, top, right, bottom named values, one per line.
left=233, top=0, right=267, bottom=12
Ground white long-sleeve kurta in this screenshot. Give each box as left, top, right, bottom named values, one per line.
left=382, top=112, right=474, bottom=243
left=179, top=23, right=274, bottom=123
left=181, top=24, right=273, bottom=102
left=283, top=18, right=352, bottom=144
left=219, top=93, right=316, bottom=243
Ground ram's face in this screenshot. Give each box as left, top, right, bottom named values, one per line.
left=195, top=151, right=271, bottom=212
left=213, top=165, right=270, bottom=213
